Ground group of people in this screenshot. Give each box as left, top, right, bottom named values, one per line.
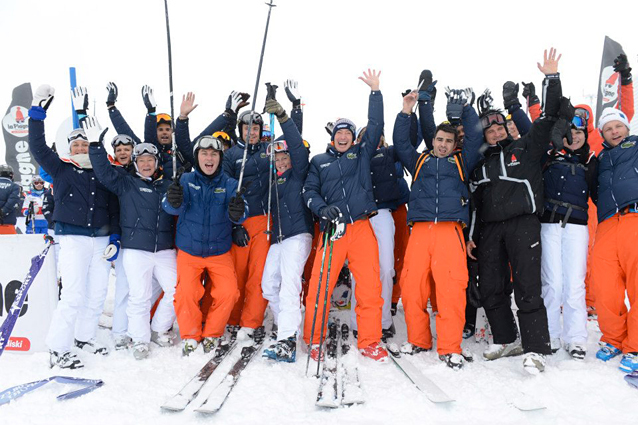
left=1, top=46, right=637, bottom=377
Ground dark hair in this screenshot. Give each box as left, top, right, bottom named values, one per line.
left=434, top=123, right=459, bottom=145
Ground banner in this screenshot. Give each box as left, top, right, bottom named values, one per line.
left=2, top=83, right=38, bottom=188
left=595, top=36, right=625, bottom=127
left=0, top=235, right=58, bottom=353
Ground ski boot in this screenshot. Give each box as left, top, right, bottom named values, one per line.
left=74, top=338, right=109, bottom=355
left=151, top=330, right=177, bottom=347
left=226, top=324, right=240, bottom=341
left=483, top=339, right=523, bottom=361
left=550, top=338, right=561, bottom=354
left=49, top=350, right=84, bottom=369
left=269, top=324, right=278, bottom=341
left=360, top=342, right=388, bottom=363
left=381, top=323, right=396, bottom=343
left=439, top=353, right=464, bottom=370
left=567, top=343, right=586, bottom=361
left=596, top=342, right=622, bottom=362
left=391, top=302, right=398, bottom=316
left=114, top=335, right=132, bottom=351
left=133, top=342, right=150, bottom=360
left=182, top=339, right=199, bottom=356
left=202, top=337, right=220, bottom=354
left=462, top=324, right=475, bottom=340
left=275, top=336, right=297, bottom=363
left=523, top=352, right=546, bottom=375
left=400, top=342, right=430, bottom=355
left=262, top=343, right=278, bottom=360
left=619, top=352, right=638, bottom=373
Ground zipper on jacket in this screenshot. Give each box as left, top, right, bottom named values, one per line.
left=434, top=157, right=439, bottom=223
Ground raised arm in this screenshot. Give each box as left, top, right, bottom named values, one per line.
left=358, top=69, right=384, bottom=159
left=28, top=85, right=62, bottom=178
left=89, top=139, right=127, bottom=197
left=393, top=91, right=421, bottom=174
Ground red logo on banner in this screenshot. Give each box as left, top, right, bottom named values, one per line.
left=6, top=337, right=31, bottom=351
left=2, top=105, right=29, bottom=136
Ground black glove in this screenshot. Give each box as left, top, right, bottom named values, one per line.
left=476, top=89, right=493, bottom=115
left=232, top=224, right=250, bottom=247
left=445, top=88, right=464, bottom=124
left=551, top=97, right=575, bottom=150
left=325, top=122, right=335, bottom=136
left=320, top=205, right=341, bottom=221
left=521, top=81, right=540, bottom=106
left=166, top=181, right=183, bottom=209
left=228, top=194, right=245, bottom=222
left=614, top=53, right=633, bottom=85
left=106, top=82, right=118, bottom=107
left=502, top=81, right=520, bottom=110
left=418, top=70, right=437, bottom=103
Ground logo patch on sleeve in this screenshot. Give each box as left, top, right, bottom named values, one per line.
left=214, top=187, right=226, bottom=193
left=621, top=141, right=636, bottom=149
left=346, top=153, right=357, bottom=160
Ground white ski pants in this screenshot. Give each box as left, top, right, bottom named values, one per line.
left=122, top=248, right=177, bottom=343
left=351, top=208, right=395, bottom=330
left=540, top=222, right=588, bottom=345
left=46, top=235, right=110, bottom=353
left=261, top=233, right=312, bottom=340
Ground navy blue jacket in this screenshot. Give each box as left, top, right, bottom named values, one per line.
left=303, top=91, right=384, bottom=227
left=28, top=118, right=118, bottom=237
left=0, top=177, right=20, bottom=225
left=162, top=169, right=247, bottom=257
left=394, top=104, right=483, bottom=225
left=175, top=112, right=235, bottom=168
left=370, top=146, right=402, bottom=210
left=597, top=135, right=638, bottom=223
left=269, top=119, right=314, bottom=244
left=222, top=141, right=270, bottom=218
left=90, top=143, right=175, bottom=253
left=42, top=187, right=55, bottom=229
left=541, top=147, right=597, bottom=225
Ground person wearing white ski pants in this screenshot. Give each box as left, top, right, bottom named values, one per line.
left=122, top=248, right=177, bottom=344
left=261, top=233, right=312, bottom=340
left=540, top=222, right=588, bottom=346
left=46, top=235, right=110, bottom=353
left=351, top=208, right=395, bottom=331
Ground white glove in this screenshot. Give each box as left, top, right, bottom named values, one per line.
left=141, top=85, right=156, bottom=112
left=229, top=91, right=242, bottom=111
left=72, top=87, right=89, bottom=113
left=32, top=84, right=55, bottom=110
left=284, top=79, right=301, bottom=106
left=82, top=116, right=108, bottom=143
left=102, top=243, right=118, bottom=261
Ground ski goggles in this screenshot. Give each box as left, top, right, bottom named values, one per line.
left=571, top=116, right=587, bottom=131
left=574, top=107, right=590, bottom=121
left=239, top=111, right=263, bottom=126
left=212, top=131, right=230, bottom=142
left=67, top=129, right=88, bottom=143
left=479, top=113, right=506, bottom=130
left=156, top=113, right=172, bottom=125
left=111, top=134, right=135, bottom=148
left=266, top=140, right=289, bottom=155
left=133, top=143, right=159, bottom=158
left=193, top=135, right=224, bottom=154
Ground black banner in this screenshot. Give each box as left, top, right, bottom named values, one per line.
left=595, top=36, right=625, bottom=127
left=2, top=83, right=38, bottom=188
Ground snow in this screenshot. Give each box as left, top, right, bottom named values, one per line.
left=1, top=277, right=637, bottom=425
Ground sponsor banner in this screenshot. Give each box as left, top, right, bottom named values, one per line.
left=595, top=36, right=625, bottom=127
left=0, top=235, right=58, bottom=353
left=2, top=83, right=39, bottom=188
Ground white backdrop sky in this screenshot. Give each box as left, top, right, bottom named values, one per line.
left=1, top=0, right=637, bottom=160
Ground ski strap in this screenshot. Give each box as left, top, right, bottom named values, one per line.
left=411, top=150, right=467, bottom=188
left=0, top=376, right=104, bottom=405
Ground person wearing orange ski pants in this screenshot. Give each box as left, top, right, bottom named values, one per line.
left=401, top=222, right=468, bottom=355
left=303, top=219, right=383, bottom=349
left=228, top=215, right=269, bottom=329
left=175, top=250, right=239, bottom=340
left=391, top=203, right=409, bottom=305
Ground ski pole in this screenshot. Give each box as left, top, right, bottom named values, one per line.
left=163, top=0, right=177, bottom=180
left=315, top=227, right=336, bottom=377
left=237, top=0, right=277, bottom=193
left=265, top=83, right=278, bottom=241
left=305, top=230, right=331, bottom=377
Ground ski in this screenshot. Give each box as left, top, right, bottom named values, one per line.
left=315, top=320, right=340, bottom=408
left=194, top=327, right=266, bottom=414
left=160, top=339, right=238, bottom=412
left=339, top=323, right=364, bottom=406
left=386, top=343, right=454, bottom=403
left=508, top=391, right=546, bottom=411
left=625, top=372, right=638, bottom=389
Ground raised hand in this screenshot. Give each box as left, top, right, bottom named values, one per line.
left=106, top=82, right=118, bottom=107
left=141, top=85, right=157, bottom=113
left=72, top=87, right=89, bottom=114
left=180, top=92, right=198, bottom=118
left=284, top=79, right=301, bottom=108
left=82, top=116, right=108, bottom=144
left=31, top=84, right=55, bottom=110
left=358, top=69, right=381, bottom=91
left=402, top=90, right=418, bottom=114
left=537, top=47, right=562, bottom=75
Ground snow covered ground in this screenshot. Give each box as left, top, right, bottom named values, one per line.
left=1, top=276, right=636, bottom=425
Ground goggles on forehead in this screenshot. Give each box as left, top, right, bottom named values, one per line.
left=134, top=143, right=159, bottom=157
left=194, top=135, right=224, bottom=154
left=156, top=113, right=172, bottom=125
left=68, top=129, right=88, bottom=143
left=479, top=113, right=506, bottom=130
left=266, top=140, right=289, bottom=156
left=574, top=108, right=590, bottom=121
left=212, top=131, right=230, bottom=142
left=111, top=134, right=135, bottom=148
left=571, top=116, right=587, bottom=131
left=240, top=111, right=263, bottom=126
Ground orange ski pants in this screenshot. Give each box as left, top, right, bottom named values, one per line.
left=303, top=219, right=383, bottom=349
left=401, top=222, right=468, bottom=355
left=174, top=250, right=239, bottom=340
left=228, top=215, right=269, bottom=328
left=392, top=204, right=409, bottom=304
left=591, top=212, right=638, bottom=353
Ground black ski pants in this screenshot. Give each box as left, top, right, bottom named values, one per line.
left=477, top=214, right=551, bottom=354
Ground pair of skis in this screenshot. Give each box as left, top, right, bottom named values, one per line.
left=161, top=327, right=265, bottom=414
left=315, top=321, right=364, bottom=408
